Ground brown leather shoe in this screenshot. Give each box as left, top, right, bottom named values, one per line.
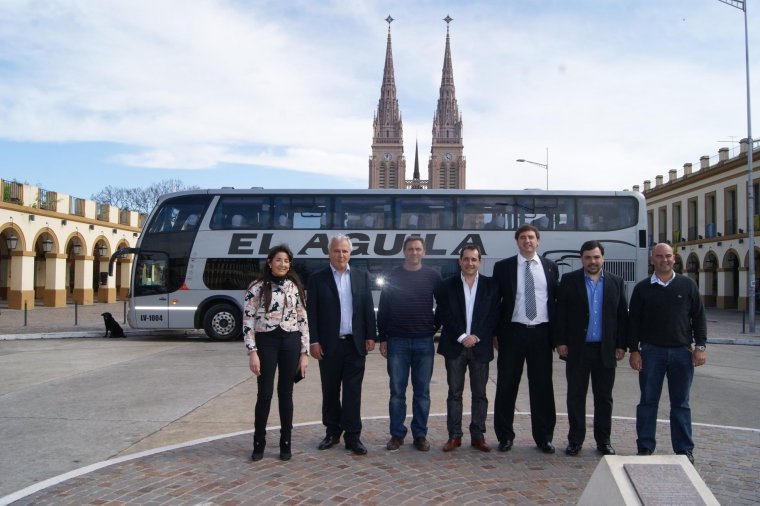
left=471, top=438, right=491, bottom=452
left=442, top=437, right=462, bottom=452
left=386, top=436, right=404, bottom=451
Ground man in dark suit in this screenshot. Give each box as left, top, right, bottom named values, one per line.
left=555, top=240, right=628, bottom=457
left=492, top=224, right=559, bottom=454
left=307, top=234, right=376, bottom=455
left=435, top=245, right=500, bottom=452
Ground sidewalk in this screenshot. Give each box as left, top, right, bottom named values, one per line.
left=0, top=301, right=203, bottom=339
left=1, top=302, right=758, bottom=345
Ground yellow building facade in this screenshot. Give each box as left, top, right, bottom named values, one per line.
left=0, top=179, right=143, bottom=309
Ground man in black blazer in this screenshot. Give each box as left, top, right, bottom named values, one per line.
left=435, top=245, right=500, bottom=453
left=307, top=235, right=376, bottom=455
left=555, top=240, right=628, bottom=457
left=492, top=224, right=559, bottom=454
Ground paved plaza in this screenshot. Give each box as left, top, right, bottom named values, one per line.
left=0, top=302, right=758, bottom=505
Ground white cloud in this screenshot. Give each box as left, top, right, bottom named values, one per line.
left=0, top=0, right=758, bottom=196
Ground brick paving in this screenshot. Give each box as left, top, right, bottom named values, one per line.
left=1, top=304, right=759, bottom=504
left=6, top=414, right=759, bottom=505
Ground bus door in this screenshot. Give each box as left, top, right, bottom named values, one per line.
left=132, top=251, right=171, bottom=329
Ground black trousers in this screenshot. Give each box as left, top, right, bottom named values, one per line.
left=254, top=330, right=301, bottom=440
left=494, top=324, right=556, bottom=445
left=566, top=343, right=615, bottom=446
left=318, top=338, right=366, bottom=443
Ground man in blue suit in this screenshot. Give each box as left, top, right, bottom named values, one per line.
left=307, top=234, right=376, bottom=455
left=435, top=245, right=501, bottom=452
left=554, top=240, right=628, bottom=457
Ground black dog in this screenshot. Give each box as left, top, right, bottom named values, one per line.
left=101, top=312, right=125, bottom=338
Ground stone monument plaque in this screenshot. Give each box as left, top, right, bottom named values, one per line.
left=624, top=463, right=706, bottom=506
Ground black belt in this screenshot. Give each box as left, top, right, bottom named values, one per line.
left=585, top=342, right=602, bottom=347
left=338, top=334, right=353, bottom=340
left=510, top=322, right=548, bottom=329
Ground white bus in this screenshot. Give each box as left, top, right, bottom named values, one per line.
left=110, top=189, right=648, bottom=340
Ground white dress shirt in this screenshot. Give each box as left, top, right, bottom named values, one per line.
left=512, top=253, right=549, bottom=324
left=458, top=272, right=480, bottom=343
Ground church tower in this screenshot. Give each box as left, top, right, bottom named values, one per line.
left=428, top=15, right=465, bottom=189
left=369, top=16, right=406, bottom=189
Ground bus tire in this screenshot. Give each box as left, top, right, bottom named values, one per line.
left=203, top=303, right=242, bottom=341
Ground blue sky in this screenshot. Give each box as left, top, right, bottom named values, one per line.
left=0, top=0, right=757, bottom=200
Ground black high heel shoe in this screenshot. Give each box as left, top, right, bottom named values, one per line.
left=251, top=438, right=265, bottom=461
left=279, top=437, right=292, bottom=461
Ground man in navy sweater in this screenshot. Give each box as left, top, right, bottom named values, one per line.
left=377, top=236, right=442, bottom=452
left=628, top=242, right=707, bottom=464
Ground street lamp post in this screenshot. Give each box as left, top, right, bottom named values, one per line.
left=516, top=147, right=549, bottom=190
left=719, top=0, right=755, bottom=331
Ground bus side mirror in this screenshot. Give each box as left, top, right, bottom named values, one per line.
left=100, top=272, right=109, bottom=285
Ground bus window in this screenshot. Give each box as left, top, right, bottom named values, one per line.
left=396, top=196, right=453, bottom=229
left=531, top=197, right=575, bottom=231
left=146, top=202, right=208, bottom=234
left=203, top=258, right=262, bottom=290
left=578, top=197, right=637, bottom=230
left=134, top=252, right=169, bottom=296
left=457, top=196, right=499, bottom=230
left=335, top=196, right=391, bottom=229
left=210, top=196, right=271, bottom=230
left=273, top=196, right=330, bottom=229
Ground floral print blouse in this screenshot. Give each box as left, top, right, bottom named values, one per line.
left=242, top=278, right=309, bottom=354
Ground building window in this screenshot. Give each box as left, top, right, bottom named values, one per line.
left=658, top=206, right=667, bottom=243
left=705, top=193, right=716, bottom=238
left=724, top=187, right=737, bottom=235
left=687, top=198, right=698, bottom=241
left=672, top=202, right=682, bottom=242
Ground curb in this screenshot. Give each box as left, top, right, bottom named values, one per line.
left=0, top=330, right=207, bottom=340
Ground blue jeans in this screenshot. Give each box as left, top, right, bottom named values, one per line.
left=636, top=343, right=695, bottom=453
left=387, top=336, right=435, bottom=439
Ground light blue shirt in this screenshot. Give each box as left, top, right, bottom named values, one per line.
left=584, top=272, right=604, bottom=343
left=331, top=264, right=353, bottom=336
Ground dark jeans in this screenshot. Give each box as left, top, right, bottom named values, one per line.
left=387, top=336, right=435, bottom=439
left=566, top=343, right=615, bottom=446
left=254, top=330, right=302, bottom=441
left=445, top=347, right=490, bottom=439
left=319, top=338, right=366, bottom=443
left=494, top=324, right=556, bottom=445
left=636, top=342, right=695, bottom=453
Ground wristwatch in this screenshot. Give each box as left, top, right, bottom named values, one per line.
left=694, top=345, right=706, bottom=352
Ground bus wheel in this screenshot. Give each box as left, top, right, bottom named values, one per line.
left=203, top=304, right=242, bottom=341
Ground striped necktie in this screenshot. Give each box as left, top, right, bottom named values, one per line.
left=525, top=259, right=537, bottom=320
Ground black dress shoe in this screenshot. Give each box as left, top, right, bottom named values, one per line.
left=637, top=448, right=653, bottom=456
left=597, top=444, right=616, bottom=455
left=498, top=440, right=513, bottom=452
left=345, top=440, right=368, bottom=455
left=537, top=441, right=556, bottom=454
left=317, top=434, right=341, bottom=450
left=565, top=443, right=582, bottom=456
left=676, top=450, right=695, bottom=464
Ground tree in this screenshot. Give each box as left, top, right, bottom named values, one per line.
left=91, top=179, right=200, bottom=214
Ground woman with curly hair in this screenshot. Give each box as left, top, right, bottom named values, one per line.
left=243, top=244, right=309, bottom=461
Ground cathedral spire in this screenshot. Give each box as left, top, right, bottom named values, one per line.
left=428, top=15, right=465, bottom=188
left=431, top=15, right=462, bottom=144
left=369, top=15, right=406, bottom=189
left=373, top=15, right=403, bottom=146
left=413, top=138, right=420, bottom=180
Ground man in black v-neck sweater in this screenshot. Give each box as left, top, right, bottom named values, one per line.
left=628, top=243, right=707, bottom=465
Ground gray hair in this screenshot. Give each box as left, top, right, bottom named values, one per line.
left=329, top=234, right=353, bottom=250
